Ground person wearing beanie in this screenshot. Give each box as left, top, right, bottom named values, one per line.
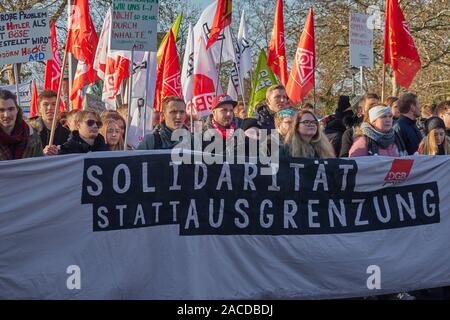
left=349, top=104, right=407, bottom=157
left=417, top=116, right=450, bottom=155
left=274, top=108, right=296, bottom=142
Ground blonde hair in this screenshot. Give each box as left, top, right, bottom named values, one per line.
left=284, top=110, right=335, bottom=158
left=418, top=129, right=450, bottom=155
left=100, top=120, right=124, bottom=151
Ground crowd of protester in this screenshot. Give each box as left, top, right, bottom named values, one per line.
left=1, top=86, right=449, bottom=299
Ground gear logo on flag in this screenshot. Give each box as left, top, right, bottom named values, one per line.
left=163, top=73, right=182, bottom=96
left=294, top=48, right=314, bottom=86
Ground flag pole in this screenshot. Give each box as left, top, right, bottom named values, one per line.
left=143, top=54, right=150, bottom=137
left=49, top=50, right=69, bottom=146
left=190, top=99, right=193, bottom=133
left=230, top=31, right=247, bottom=111
left=68, top=0, right=73, bottom=110
left=215, top=33, right=225, bottom=96
left=124, top=47, right=134, bottom=150
left=360, top=66, right=364, bottom=95
left=13, top=64, right=21, bottom=107
left=381, top=64, right=386, bottom=102
left=313, top=68, right=316, bottom=108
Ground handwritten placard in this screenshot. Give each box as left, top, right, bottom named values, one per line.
left=349, top=12, right=373, bottom=68
left=0, top=9, right=50, bottom=65
left=110, top=0, right=158, bottom=51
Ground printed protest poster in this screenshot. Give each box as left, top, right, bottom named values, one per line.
left=349, top=12, right=374, bottom=68
left=110, top=0, right=158, bottom=51
left=0, top=9, right=51, bottom=64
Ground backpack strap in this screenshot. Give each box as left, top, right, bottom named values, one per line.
left=153, top=131, right=162, bottom=149
left=366, top=137, right=379, bottom=156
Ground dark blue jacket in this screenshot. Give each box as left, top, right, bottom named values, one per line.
left=393, top=115, right=423, bottom=155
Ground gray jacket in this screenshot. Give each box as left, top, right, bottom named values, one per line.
left=137, top=124, right=188, bottom=150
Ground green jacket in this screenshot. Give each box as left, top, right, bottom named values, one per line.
left=0, top=128, right=43, bottom=161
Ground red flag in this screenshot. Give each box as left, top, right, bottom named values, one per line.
left=66, top=0, right=99, bottom=109
left=206, top=0, right=232, bottom=50
left=384, top=0, right=421, bottom=89
left=286, top=7, right=315, bottom=103
left=267, top=0, right=288, bottom=85
left=44, top=20, right=65, bottom=112
left=154, top=30, right=183, bottom=112
left=29, top=80, right=38, bottom=118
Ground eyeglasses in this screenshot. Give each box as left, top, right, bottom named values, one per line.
left=85, top=119, right=102, bottom=128
left=299, top=120, right=318, bottom=126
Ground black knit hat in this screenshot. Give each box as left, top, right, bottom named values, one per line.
left=424, top=116, right=446, bottom=135
left=241, top=118, right=261, bottom=131
left=336, top=95, right=351, bottom=113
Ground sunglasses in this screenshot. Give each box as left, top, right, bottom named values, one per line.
left=85, top=119, right=102, bottom=128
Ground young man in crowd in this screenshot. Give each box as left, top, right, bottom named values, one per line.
left=393, top=92, right=423, bottom=155
left=137, top=96, right=187, bottom=150
left=29, top=90, right=70, bottom=156
left=0, top=90, right=43, bottom=161
left=339, top=93, right=380, bottom=157
left=253, top=84, right=289, bottom=129
left=59, top=110, right=108, bottom=154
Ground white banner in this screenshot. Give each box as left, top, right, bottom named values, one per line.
left=349, top=12, right=374, bottom=68
left=0, top=81, right=32, bottom=105
left=110, top=0, right=157, bottom=51
left=0, top=153, right=449, bottom=299
left=0, top=9, right=51, bottom=64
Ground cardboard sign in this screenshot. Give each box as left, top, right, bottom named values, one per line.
left=110, top=0, right=158, bottom=51
left=0, top=9, right=51, bottom=65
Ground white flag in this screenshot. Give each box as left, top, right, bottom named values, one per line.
left=181, top=23, right=194, bottom=113
left=127, top=51, right=158, bottom=148
left=192, top=36, right=222, bottom=118
left=193, top=0, right=235, bottom=64
left=227, top=11, right=253, bottom=100
left=93, top=8, right=111, bottom=80
left=93, top=8, right=131, bottom=109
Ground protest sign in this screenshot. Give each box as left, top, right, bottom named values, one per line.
left=0, top=9, right=51, bottom=64
left=349, top=12, right=374, bottom=68
left=110, top=0, right=158, bottom=51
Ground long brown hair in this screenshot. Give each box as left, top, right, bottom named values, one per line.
left=100, top=119, right=124, bottom=151
left=284, top=110, right=335, bottom=158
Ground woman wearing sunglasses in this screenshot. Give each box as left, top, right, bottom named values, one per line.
left=60, top=110, right=109, bottom=154
left=282, top=110, right=335, bottom=158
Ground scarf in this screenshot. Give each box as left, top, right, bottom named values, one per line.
left=211, top=118, right=235, bottom=139
left=360, top=122, right=395, bottom=149
left=0, top=119, right=30, bottom=160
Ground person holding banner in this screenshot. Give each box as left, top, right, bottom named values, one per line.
left=137, top=96, right=187, bottom=150
left=59, top=110, right=108, bottom=154
left=0, top=90, right=43, bottom=161
left=349, top=104, right=408, bottom=157
left=282, top=110, right=335, bottom=159
left=29, top=90, right=70, bottom=156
